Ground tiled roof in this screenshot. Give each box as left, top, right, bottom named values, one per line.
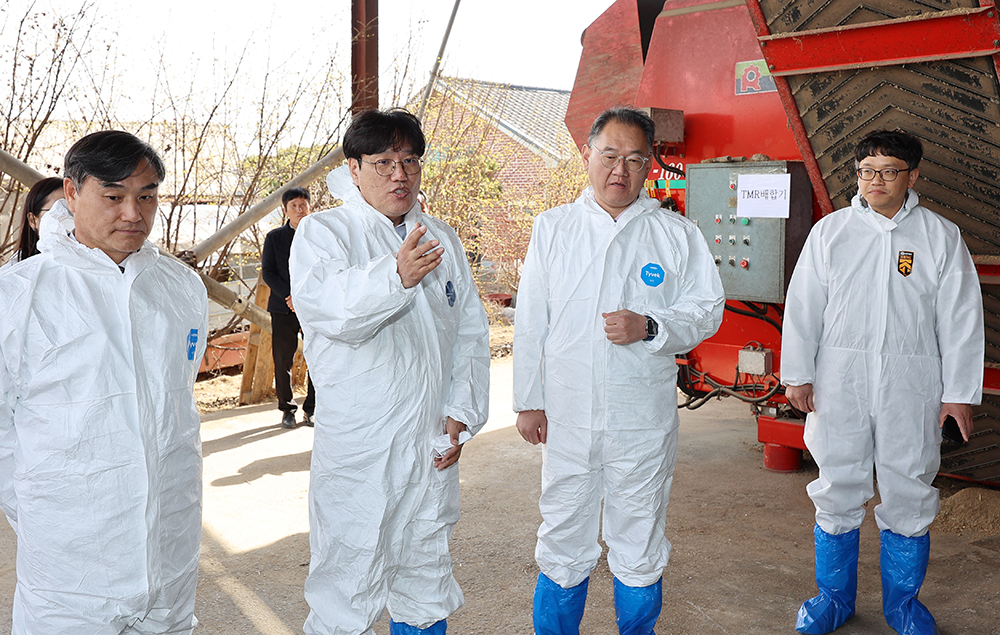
left=431, top=77, right=576, bottom=161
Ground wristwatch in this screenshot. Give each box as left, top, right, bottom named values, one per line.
left=644, top=315, right=658, bottom=342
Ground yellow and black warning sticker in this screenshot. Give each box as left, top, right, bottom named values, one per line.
left=897, top=251, right=914, bottom=277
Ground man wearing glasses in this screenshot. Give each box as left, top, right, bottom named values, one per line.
left=782, top=129, right=983, bottom=635
left=513, top=107, right=724, bottom=634
left=289, top=108, right=489, bottom=635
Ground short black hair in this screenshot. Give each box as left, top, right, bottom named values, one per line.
left=64, top=130, right=165, bottom=188
left=342, top=108, right=425, bottom=161
left=854, top=129, right=922, bottom=170
left=588, top=107, right=655, bottom=152
left=282, top=186, right=310, bottom=208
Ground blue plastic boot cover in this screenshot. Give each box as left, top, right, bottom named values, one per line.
left=613, top=576, right=662, bottom=635
left=795, top=524, right=859, bottom=634
left=389, top=618, right=446, bottom=634
left=533, top=572, right=589, bottom=635
left=880, top=530, right=938, bottom=635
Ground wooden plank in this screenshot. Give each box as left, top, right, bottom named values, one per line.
left=239, top=277, right=271, bottom=405
left=251, top=321, right=276, bottom=404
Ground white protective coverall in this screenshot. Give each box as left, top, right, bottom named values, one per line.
left=289, top=166, right=490, bottom=634
left=513, top=188, right=725, bottom=589
left=0, top=201, right=208, bottom=634
left=781, top=190, right=984, bottom=538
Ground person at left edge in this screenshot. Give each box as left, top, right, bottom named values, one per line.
left=0, top=176, right=64, bottom=272
left=0, top=130, right=208, bottom=634
left=262, top=186, right=317, bottom=429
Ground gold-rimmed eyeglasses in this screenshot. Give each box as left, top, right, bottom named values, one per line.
left=362, top=157, right=423, bottom=177
left=589, top=146, right=651, bottom=173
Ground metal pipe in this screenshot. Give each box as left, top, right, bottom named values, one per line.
left=181, top=145, right=345, bottom=264
left=0, top=148, right=47, bottom=237
left=158, top=247, right=272, bottom=333
left=352, top=0, right=379, bottom=114
left=417, top=0, right=463, bottom=122
left=0, top=147, right=46, bottom=187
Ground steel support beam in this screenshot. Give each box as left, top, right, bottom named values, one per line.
left=352, top=0, right=379, bottom=114
left=757, top=6, right=1000, bottom=76
left=182, top=145, right=344, bottom=264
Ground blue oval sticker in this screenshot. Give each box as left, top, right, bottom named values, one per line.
left=446, top=280, right=457, bottom=307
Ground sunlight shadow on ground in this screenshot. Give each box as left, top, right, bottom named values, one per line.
left=211, top=450, right=312, bottom=487
left=198, top=525, right=307, bottom=634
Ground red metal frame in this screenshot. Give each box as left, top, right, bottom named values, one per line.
left=757, top=415, right=806, bottom=450
left=564, top=0, right=646, bottom=148
left=757, top=6, right=1000, bottom=76
left=744, top=0, right=835, bottom=219
left=984, top=367, right=1000, bottom=395
left=984, top=0, right=1000, bottom=104
left=977, top=262, right=1000, bottom=286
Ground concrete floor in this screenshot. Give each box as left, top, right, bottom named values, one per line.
left=2, top=357, right=999, bottom=633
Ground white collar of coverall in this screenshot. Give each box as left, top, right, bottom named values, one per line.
left=37, top=198, right=159, bottom=275
left=852, top=188, right=919, bottom=232
left=579, top=186, right=658, bottom=227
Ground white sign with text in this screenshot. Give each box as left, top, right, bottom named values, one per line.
left=736, top=173, right=791, bottom=218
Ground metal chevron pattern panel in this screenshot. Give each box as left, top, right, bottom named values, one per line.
left=757, top=0, right=1000, bottom=483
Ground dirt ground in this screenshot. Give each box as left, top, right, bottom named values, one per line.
left=2, top=354, right=999, bottom=634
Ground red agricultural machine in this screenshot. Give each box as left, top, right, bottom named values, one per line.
left=565, top=0, right=1000, bottom=485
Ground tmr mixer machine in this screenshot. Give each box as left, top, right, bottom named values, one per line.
left=565, top=0, right=1000, bottom=485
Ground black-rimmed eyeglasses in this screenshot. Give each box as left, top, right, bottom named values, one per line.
left=857, top=167, right=910, bottom=182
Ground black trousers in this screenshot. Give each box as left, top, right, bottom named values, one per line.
left=270, top=311, right=315, bottom=414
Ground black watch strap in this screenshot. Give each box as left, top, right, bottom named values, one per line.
left=644, top=315, right=658, bottom=341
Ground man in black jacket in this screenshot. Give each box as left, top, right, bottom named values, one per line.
left=262, top=187, right=316, bottom=428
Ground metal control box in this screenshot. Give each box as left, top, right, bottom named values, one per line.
left=686, top=161, right=813, bottom=303
left=738, top=348, right=773, bottom=375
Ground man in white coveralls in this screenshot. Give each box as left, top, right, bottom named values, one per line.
left=289, top=108, right=490, bottom=635
left=782, top=129, right=984, bottom=635
left=513, top=107, right=725, bottom=635
left=0, top=130, right=208, bottom=634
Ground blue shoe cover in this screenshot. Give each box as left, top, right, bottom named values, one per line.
left=880, top=530, right=938, bottom=635
left=389, top=618, right=446, bottom=634
left=796, top=525, right=859, bottom=634
left=533, top=572, right=589, bottom=635
left=613, top=577, right=662, bottom=635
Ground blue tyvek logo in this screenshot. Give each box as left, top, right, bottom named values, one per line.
left=641, top=263, right=665, bottom=287
left=445, top=281, right=456, bottom=307
left=187, top=328, right=199, bottom=361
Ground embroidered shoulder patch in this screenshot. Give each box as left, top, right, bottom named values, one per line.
left=897, top=251, right=913, bottom=277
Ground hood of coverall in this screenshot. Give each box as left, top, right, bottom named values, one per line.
left=327, top=164, right=363, bottom=206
